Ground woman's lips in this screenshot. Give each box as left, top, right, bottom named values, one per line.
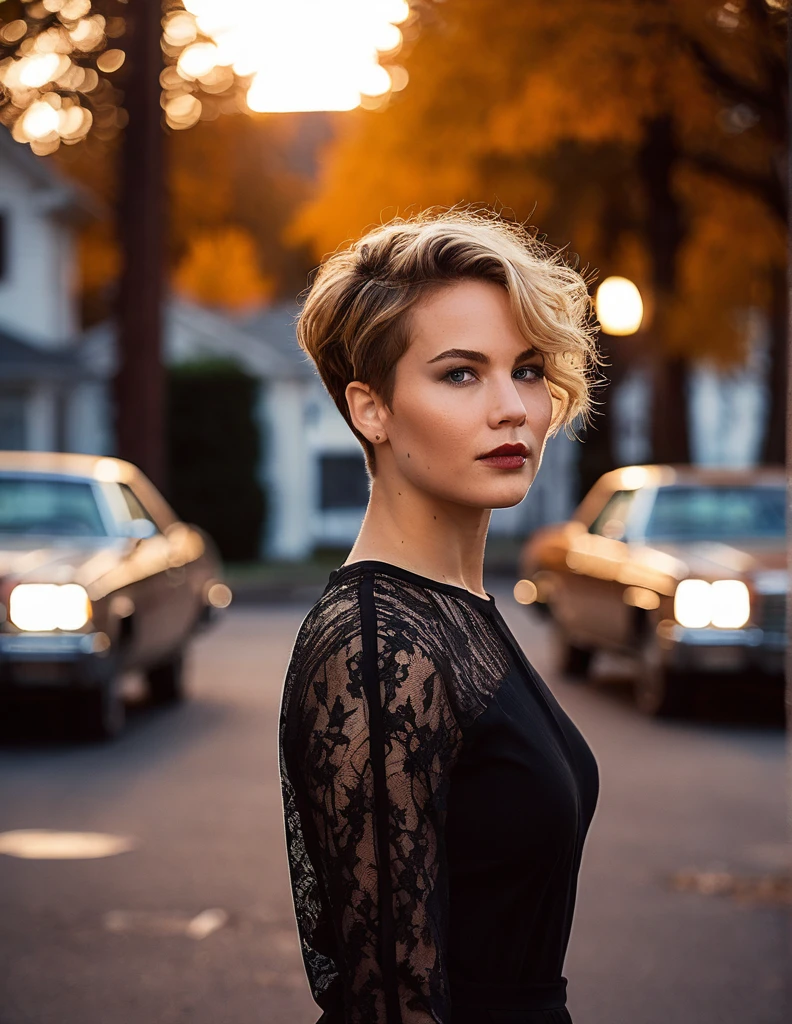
left=478, top=454, right=527, bottom=469
left=477, top=443, right=529, bottom=470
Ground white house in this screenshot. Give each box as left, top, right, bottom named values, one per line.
left=0, top=126, right=101, bottom=453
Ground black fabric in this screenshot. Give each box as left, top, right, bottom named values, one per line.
left=278, top=560, right=599, bottom=1024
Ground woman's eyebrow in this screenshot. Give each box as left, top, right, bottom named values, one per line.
left=427, top=347, right=538, bottom=365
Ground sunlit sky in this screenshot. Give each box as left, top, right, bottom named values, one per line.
left=180, top=0, right=410, bottom=112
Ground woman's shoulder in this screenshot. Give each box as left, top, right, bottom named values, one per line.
left=293, top=565, right=447, bottom=661
left=303, top=565, right=505, bottom=680
left=285, top=563, right=508, bottom=730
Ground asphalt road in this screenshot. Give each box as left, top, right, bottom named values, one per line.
left=0, top=585, right=789, bottom=1024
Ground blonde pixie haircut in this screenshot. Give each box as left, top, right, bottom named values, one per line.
left=297, top=208, right=603, bottom=473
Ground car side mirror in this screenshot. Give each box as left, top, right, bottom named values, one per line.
left=121, top=518, right=158, bottom=540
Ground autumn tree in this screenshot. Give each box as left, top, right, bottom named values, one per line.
left=292, top=0, right=787, bottom=468
left=52, top=110, right=317, bottom=324
left=173, top=225, right=274, bottom=312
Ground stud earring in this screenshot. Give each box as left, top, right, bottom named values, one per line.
left=375, top=435, right=380, bottom=440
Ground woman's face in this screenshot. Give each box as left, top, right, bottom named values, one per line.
left=377, top=278, right=554, bottom=509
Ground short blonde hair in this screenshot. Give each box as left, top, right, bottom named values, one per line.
left=297, top=208, right=603, bottom=472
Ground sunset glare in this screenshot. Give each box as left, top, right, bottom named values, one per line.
left=180, top=0, right=411, bottom=113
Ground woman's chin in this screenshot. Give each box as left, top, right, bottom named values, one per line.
left=478, top=473, right=535, bottom=509
left=441, top=481, right=533, bottom=510
left=488, top=487, right=533, bottom=510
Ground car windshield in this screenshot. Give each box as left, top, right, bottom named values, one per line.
left=645, top=485, right=786, bottom=542
left=0, top=477, right=108, bottom=537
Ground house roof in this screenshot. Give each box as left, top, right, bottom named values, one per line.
left=81, top=297, right=314, bottom=382
left=240, top=302, right=316, bottom=379
left=0, top=323, right=85, bottom=381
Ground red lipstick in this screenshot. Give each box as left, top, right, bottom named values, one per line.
left=477, top=443, right=529, bottom=470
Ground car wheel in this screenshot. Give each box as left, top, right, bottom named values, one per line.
left=74, top=677, right=126, bottom=742
left=147, top=650, right=186, bottom=706
left=634, top=634, right=690, bottom=718
left=554, top=628, right=594, bottom=680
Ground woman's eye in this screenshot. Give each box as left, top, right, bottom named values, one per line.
left=514, top=365, right=545, bottom=381
left=444, top=368, right=476, bottom=385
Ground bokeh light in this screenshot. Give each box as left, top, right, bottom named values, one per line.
left=20, top=98, right=60, bottom=139
left=0, top=0, right=114, bottom=151
left=177, top=41, right=221, bottom=80
left=1, top=0, right=414, bottom=148
left=96, top=48, right=125, bottom=73
left=17, top=52, right=63, bottom=88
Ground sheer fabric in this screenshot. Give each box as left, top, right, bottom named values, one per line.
left=278, top=562, right=599, bottom=1024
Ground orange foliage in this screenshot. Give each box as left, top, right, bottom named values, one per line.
left=292, top=0, right=785, bottom=369
left=669, top=171, right=784, bottom=365
left=173, top=226, right=275, bottom=313
left=167, top=119, right=236, bottom=265
left=78, top=222, right=121, bottom=297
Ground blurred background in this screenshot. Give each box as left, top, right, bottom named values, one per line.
left=0, top=2, right=788, bottom=1023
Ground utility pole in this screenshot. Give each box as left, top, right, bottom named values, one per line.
left=113, top=0, right=166, bottom=490
left=786, top=3, right=791, bottom=829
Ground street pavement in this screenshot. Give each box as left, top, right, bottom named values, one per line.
left=0, top=583, right=789, bottom=1024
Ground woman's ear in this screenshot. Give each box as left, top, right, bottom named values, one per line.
left=345, top=381, right=388, bottom=445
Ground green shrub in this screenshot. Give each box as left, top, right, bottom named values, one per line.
left=165, top=357, right=266, bottom=561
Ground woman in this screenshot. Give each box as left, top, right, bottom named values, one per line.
left=278, top=209, right=602, bottom=1024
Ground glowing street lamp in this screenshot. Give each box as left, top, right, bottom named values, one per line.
left=595, top=276, right=644, bottom=336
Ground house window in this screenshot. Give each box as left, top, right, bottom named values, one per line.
left=0, top=393, right=27, bottom=449
left=0, top=212, right=7, bottom=282
left=319, top=454, right=369, bottom=510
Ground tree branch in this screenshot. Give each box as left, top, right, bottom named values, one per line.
left=683, top=148, right=787, bottom=221
left=677, top=25, right=785, bottom=143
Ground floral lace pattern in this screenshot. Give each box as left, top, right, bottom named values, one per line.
left=278, top=568, right=509, bottom=1023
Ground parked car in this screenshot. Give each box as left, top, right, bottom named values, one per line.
left=0, top=451, right=232, bottom=740
left=518, top=464, right=786, bottom=717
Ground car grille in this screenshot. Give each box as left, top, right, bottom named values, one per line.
left=759, top=593, right=787, bottom=636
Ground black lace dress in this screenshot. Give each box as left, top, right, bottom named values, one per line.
left=278, top=560, right=599, bottom=1024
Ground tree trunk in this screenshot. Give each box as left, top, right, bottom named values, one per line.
left=784, top=0, right=791, bottom=809
left=761, top=263, right=787, bottom=465
left=576, top=334, right=628, bottom=501
left=113, top=0, right=166, bottom=490
left=638, top=116, right=691, bottom=464
left=649, top=353, right=690, bottom=465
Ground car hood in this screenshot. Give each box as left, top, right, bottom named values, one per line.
left=0, top=538, right=136, bottom=587
left=645, top=540, right=787, bottom=591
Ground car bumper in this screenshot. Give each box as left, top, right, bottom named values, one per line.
left=657, top=621, right=785, bottom=676
left=0, top=631, right=114, bottom=690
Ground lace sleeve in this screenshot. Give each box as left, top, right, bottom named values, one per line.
left=297, top=573, right=462, bottom=1024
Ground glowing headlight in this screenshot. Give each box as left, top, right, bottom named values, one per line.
left=9, top=584, right=92, bottom=632
left=710, top=580, right=750, bottom=628
left=674, top=579, right=712, bottom=628
left=674, top=578, right=750, bottom=629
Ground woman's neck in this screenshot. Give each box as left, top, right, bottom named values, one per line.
left=345, top=474, right=492, bottom=598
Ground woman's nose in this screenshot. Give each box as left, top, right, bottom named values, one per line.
left=489, top=376, right=527, bottom=427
